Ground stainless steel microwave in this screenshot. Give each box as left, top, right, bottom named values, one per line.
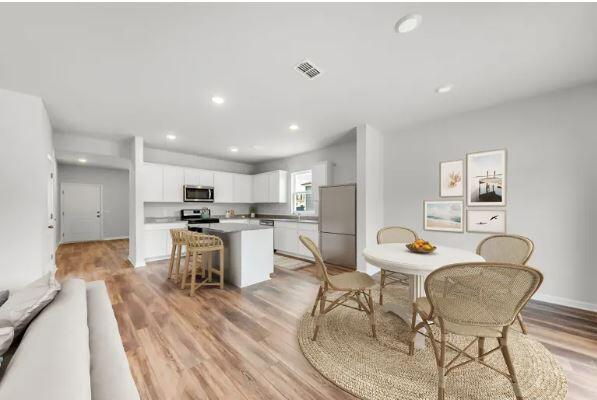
left=183, top=185, right=214, bottom=202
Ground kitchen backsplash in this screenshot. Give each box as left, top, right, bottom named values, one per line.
left=144, top=203, right=251, bottom=218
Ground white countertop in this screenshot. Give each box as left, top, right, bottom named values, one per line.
left=203, top=223, right=273, bottom=233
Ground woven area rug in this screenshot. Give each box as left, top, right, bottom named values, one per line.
left=274, top=254, right=311, bottom=270
left=298, top=286, right=567, bottom=400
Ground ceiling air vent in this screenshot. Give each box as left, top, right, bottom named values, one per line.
left=295, top=60, right=323, bottom=80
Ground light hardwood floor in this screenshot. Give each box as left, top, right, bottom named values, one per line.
left=56, top=239, right=597, bottom=400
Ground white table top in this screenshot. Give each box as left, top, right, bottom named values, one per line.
left=363, top=243, right=484, bottom=275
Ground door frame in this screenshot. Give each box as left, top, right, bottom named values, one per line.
left=60, top=182, right=104, bottom=243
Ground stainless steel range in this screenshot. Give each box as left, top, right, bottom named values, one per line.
left=181, top=209, right=219, bottom=232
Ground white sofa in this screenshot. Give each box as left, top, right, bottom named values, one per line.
left=0, top=279, right=139, bottom=400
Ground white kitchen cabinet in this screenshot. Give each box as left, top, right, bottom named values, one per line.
left=252, top=173, right=269, bottom=203
left=273, top=221, right=319, bottom=260
left=268, top=170, right=287, bottom=203
left=184, top=168, right=214, bottom=187
left=214, top=171, right=234, bottom=203
left=233, top=174, right=253, bottom=203
left=163, top=165, right=184, bottom=202
left=297, top=224, right=319, bottom=258
left=274, top=226, right=297, bottom=254
left=143, top=163, right=164, bottom=202
left=144, top=229, right=167, bottom=259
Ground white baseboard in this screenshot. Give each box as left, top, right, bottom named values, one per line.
left=127, top=255, right=146, bottom=268
left=533, top=293, right=597, bottom=312
left=102, top=236, right=129, bottom=241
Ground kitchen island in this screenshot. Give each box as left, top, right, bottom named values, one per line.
left=203, top=223, right=274, bottom=288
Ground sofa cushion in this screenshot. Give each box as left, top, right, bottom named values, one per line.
left=0, top=327, right=13, bottom=357
left=0, top=279, right=91, bottom=400
left=86, top=281, right=140, bottom=400
left=0, top=272, right=61, bottom=335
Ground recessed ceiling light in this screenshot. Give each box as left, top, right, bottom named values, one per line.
left=166, top=133, right=176, bottom=140
left=436, top=84, right=454, bottom=94
left=78, top=158, right=87, bottom=163
left=211, top=96, right=225, bottom=105
left=229, top=146, right=239, bottom=153
left=289, top=124, right=299, bottom=131
left=395, top=14, right=422, bottom=34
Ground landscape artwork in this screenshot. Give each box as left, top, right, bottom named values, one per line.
left=440, top=160, right=464, bottom=197
left=424, top=200, right=463, bottom=232
left=467, top=149, right=506, bottom=206
left=467, top=209, right=506, bottom=233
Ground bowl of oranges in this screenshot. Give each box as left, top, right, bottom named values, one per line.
left=406, top=239, right=436, bottom=254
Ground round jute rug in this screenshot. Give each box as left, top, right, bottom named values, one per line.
left=298, top=286, right=567, bottom=400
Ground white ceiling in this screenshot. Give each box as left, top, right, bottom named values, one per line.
left=1, top=3, right=596, bottom=163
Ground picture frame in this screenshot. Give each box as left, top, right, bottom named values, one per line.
left=466, top=149, right=506, bottom=206
left=424, top=200, right=464, bottom=232
left=466, top=209, right=506, bottom=233
left=439, top=159, right=464, bottom=197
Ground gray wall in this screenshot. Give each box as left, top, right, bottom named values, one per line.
left=253, top=140, right=357, bottom=215
left=57, top=164, right=129, bottom=240
left=382, top=83, right=597, bottom=309
left=144, top=147, right=254, bottom=174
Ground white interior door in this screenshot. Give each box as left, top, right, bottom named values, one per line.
left=61, top=183, right=102, bottom=243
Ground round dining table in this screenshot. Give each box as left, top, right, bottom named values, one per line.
left=363, top=243, right=484, bottom=348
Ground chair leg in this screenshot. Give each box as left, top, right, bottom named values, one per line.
left=367, top=289, right=377, bottom=339
left=437, top=329, right=447, bottom=400
left=180, top=251, right=191, bottom=289
left=409, top=305, right=418, bottom=356
left=174, top=245, right=184, bottom=282
left=167, top=244, right=176, bottom=280
left=478, top=337, right=485, bottom=361
left=379, top=269, right=385, bottom=305
left=499, top=331, right=523, bottom=400
left=219, top=249, right=225, bottom=289
left=312, top=290, right=326, bottom=341
left=190, top=253, right=197, bottom=297
left=516, top=313, right=528, bottom=335
left=311, top=286, right=322, bottom=317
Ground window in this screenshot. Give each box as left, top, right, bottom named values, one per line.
left=291, top=170, right=313, bottom=214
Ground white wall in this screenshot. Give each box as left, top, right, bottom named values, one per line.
left=0, top=88, right=55, bottom=288
left=253, top=139, right=357, bottom=215
left=356, top=125, right=384, bottom=274
left=145, top=147, right=254, bottom=174
left=54, top=132, right=130, bottom=170
left=57, top=164, right=129, bottom=240
left=382, top=83, right=597, bottom=310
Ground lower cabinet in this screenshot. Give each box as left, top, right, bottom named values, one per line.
left=144, top=223, right=186, bottom=260
left=274, top=221, right=318, bottom=259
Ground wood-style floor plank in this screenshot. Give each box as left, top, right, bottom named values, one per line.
left=56, top=239, right=597, bottom=400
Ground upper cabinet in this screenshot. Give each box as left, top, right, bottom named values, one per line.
left=143, top=162, right=287, bottom=204
left=252, top=170, right=287, bottom=203
left=184, top=168, right=214, bottom=187
left=214, top=171, right=234, bottom=203
left=163, top=165, right=184, bottom=202
left=143, top=163, right=164, bottom=202
left=234, top=174, right=253, bottom=203
left=311, top=161, right=331, bottom=203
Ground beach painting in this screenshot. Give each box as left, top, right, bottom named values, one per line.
left=467, top=149, right=506, bottom=206
left=424, top=200, right=463, bottom=232
left=467, top=209, right=506, bottom=233
left=440, top=159, right=464, bottom=197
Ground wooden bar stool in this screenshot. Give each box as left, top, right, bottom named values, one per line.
left=167, top=228, right=189, bottom=282
left=180, top=232, right=225, bottom=296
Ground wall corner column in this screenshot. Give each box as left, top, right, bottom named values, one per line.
left=128, top=136, right=145, bottom=267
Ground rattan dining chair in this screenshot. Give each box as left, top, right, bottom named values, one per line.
left=299, top=235, right=377, bottom=341
left=410, top=262, right=543, bottom=400
left=477, top=235, right=534, bottom=334
left=377, top=226, right=418, bottom=305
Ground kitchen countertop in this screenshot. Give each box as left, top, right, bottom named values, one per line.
left=144, top=215, right=319, bottom=225
left=203, top=223, right=272, bottom=233
left=145, top=217, right=183, bottom=224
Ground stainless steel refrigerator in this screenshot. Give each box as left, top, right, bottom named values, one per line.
left=319, top=184, right=356, bottom=268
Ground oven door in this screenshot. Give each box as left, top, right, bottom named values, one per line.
left=184, top=185, right=214, bottom=202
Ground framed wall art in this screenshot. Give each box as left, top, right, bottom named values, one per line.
left=467, top=149, right=506, bottom=206
left=440, top=159, right=464, bottom=197
left=466, top=209, right=506, bottom=233
left=424, top=200, right=464, bottom=232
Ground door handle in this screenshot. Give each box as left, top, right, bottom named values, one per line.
left=48, top=225, right=55, bottom=229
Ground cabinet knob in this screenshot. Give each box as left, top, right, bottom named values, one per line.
left=48, top=225, right=55, bottom=229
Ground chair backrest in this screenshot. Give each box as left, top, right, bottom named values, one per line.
left=299, top=235, right=331, bottom=284
left=170, top=228, right=189, bottom=245
left=477, top=234, right=534, bottom=265
left=377, top=226, right=418, bottom=244
left=424, top=262, right=543, bottom=328
left=186, top=232, right=223, bottom=251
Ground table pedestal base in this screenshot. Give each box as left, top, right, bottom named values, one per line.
left=382, top=274, right=426, bottom=349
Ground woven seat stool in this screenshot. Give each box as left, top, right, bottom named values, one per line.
left=167, top=228, right=190, bottom=282
left=180, top=232, right=225, bottom=296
